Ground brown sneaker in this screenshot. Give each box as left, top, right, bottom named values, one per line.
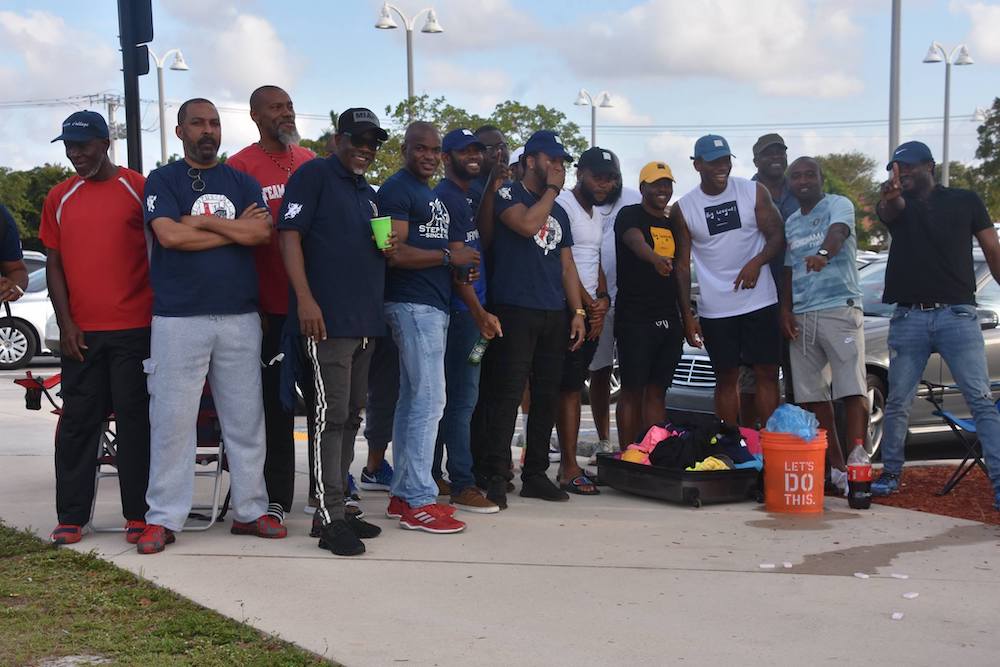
left=436, top=478, right=452, bottom=496
left=450, top=486, right=500, bottom=514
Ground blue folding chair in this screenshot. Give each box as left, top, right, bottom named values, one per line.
left=921, top=381, right=994, bottom=496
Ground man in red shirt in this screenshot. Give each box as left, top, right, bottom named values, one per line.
left=40, top=111, right=153, bottom=545
left=227, top=86, right=315, bottom=523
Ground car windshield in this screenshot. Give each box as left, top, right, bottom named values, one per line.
left=25, top=268, right=46, bottom=293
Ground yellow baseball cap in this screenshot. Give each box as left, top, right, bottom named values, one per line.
left=639, top=161, right=675, bottom=184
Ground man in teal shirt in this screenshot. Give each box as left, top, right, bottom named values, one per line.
left=779, top=156, right=867, bottom=495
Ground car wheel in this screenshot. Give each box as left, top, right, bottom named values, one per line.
left=581, top=362, right=622, bottom=405
left=0, top=319, right=38, bottom=370
left=866, top=372, right=886, bottom=459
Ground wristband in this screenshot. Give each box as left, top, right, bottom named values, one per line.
left=441, top=248, right=451, bottom=266
left=596, top=291, right=609, bottom=300
left=574, top=308, right=586, bottom=317
left=545, top=184, right=561, bottom=195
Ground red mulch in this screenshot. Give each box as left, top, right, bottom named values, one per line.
left=872, top=464, right=999, bottom=525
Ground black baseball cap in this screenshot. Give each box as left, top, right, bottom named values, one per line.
left=337, top=108, right=389, bottom=141
left=576, top=147, right=621, bottom=176
left=51, top=110, right=109, bottom=143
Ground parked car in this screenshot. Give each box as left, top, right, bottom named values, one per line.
left=666, top=252, right=1000, bottom=457
left=0, top=267, right=55, bottom=369
left=22, top=250, right=46, bottom=274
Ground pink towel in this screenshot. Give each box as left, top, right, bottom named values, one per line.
left=740, top=427, right=762, bottom=455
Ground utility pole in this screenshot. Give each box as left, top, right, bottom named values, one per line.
left=106, top=97, right=118, bottom=164
left=888, top=0, right=901, bottom=159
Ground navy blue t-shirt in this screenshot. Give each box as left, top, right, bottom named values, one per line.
left=1, top=204, right=22, bottom=261
left=435, top=177, right=485, bottom=311
left=143, top=160, right=265, bottom=317
left=468, top=174, right=488, bottom=213
left=277, top=156, right=386, bottom=337
left=491, top=182, right=574, bottom=310
left=377, top=169, right=451, bottom=312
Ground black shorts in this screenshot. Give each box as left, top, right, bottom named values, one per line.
left=560, top=318, right=599, bottom=392
left=700, top=303, right=781, bottom=370
left=615, top=319, right=684, bottom=389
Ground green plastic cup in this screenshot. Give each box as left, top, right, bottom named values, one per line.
left=370, top=216, right=392, bottom=250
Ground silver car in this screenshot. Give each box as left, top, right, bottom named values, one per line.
left=666, top=252, right=1000, bottom=457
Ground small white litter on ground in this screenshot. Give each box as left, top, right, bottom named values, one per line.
left=891, top=612, right=905, bottom=621
left=891, top=573, right=910, bottom=580
left=902, top=592, right=919, bottom=600
left=782, top=562, right=793, bottom=569
left=759, top=563, right=776, bottom=569
left=853, top=572, right=870, bottom=579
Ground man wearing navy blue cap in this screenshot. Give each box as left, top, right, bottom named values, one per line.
left=432, top=128, right=503, bottom=514
left=673, top=134, right=785, bottom=427
left=872, top=141, right=1000, bottom=509
left=471, top=129, right=586, bottom=509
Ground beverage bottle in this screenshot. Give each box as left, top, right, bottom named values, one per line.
left=847, top=443, right=872, bottom=510
left=467, top=335, right=490, bottom=365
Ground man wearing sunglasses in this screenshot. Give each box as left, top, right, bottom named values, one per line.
left=278, top=108, right=390, bottom=556
left=138, top=98, right=280, bottom=554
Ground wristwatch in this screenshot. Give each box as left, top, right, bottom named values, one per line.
left=545, top=184, right=561, bottom=195
left=817, top=248, right=830, bottom=258
left=441, top=248, right=452, bottom=266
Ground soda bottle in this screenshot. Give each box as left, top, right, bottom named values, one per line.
left=468, top=335, right=490, bottom=365
left=847, top=443, right=872, bottom=510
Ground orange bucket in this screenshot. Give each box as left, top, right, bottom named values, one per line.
left=761, top=429, right=826, bottom=514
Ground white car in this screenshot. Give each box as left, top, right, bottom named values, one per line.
left=0, top=267, right=55, bottom=369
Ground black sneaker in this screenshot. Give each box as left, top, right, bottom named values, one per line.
left=486, top=475, right=508, bottom=510
left=310, top=512, right=322, bottom=538
left=520, top=473, right=570, bottom=501
left=346, top=515, right=382, bottom=539
left=318, top=519, right=365, bottom=556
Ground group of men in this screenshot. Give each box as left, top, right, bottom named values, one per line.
left=3, top=83, right=1000, bottom=559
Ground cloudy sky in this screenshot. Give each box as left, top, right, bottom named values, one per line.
left=2, top=0, right=999, bottom=193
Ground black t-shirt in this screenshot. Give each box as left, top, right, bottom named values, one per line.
left=880, top=186, right=991, bottom=305
left=614, top=203, right=681, bottom=324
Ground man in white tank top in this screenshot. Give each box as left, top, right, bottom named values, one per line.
left=671, top=134, right=785, bottom=426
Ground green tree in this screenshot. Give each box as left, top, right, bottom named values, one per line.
left=971, top=97, right=1000, bottom=219
left=0, top=164, right=74, bottom=251
left=814, top=152, right=884, bottom=249
left=303, top=96, right=588, bottom=185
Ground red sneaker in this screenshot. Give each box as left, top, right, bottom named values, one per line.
left=136, top=524, right=175, bottom=554
left=400, top=503, right=467, bottom=534
left=386, top=496, right=409, bottom=519
left=125, top=520, right=147, bottom=544
left=231, top=514, right=288, bottom=539
left=50, top=524, right=82, bottom=545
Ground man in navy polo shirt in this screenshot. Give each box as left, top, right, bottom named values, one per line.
left=472, top=130, right=587, bottom=509
left=278, top=107, right=389, bottom=556
left=432, top=128, right=503, bottom=514
left=139, top=98, right=285, bottom=554
left=378, top=121, right=479, bottom=534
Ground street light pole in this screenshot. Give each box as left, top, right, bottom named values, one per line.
left=375, top=3, right=444, bottom=104
left=148, top=48, right=189, bottom=166
left=923, top=41, right=973, bottom=186
left=574, top=89, right=613, bottom=148
left=888, top=0, right=901, bottom=160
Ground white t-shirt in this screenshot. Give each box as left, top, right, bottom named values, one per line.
left=595, top=187, right=642, bottom=300
left=557, top=189, right=604, bottom=296
left=676, top=177, right=777, bottom=319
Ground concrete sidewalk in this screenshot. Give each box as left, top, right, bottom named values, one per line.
left=3, top=379, right=1000, bottom=665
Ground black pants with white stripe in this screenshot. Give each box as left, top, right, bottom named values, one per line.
left=303, top=336, right=373, bottom=524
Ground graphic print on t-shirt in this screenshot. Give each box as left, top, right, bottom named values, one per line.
left=192, top=193, right=236, bottom=219
left=704, top=200, right=741, bottom=236
left=535, top=215, right=563, bottom=255
left=419, top=198, right=450, bottom=239
left=650, top=227, right=675, bottom=257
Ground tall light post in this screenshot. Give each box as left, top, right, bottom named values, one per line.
left=888, top=0, right=901, bottom=161
left=374, top=3, right=443, bottom=103
left=148, top=48, right=189, bottom=166
left=923, top=41, right=973, bottom=186
left=574, top=89, right=613, bottom=147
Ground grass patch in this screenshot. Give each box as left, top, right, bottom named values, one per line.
left=0, top=523, right=335, bottom=666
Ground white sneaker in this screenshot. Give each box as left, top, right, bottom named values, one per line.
left=576, top=440, right=599, bottom=458
left=831, top=468, right=849, bottom=497
left=587, top=439, right=616, bottom=465
left=548, top=443, right=561, bottom=462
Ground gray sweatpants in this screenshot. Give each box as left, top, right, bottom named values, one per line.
left=145, top=313, right=268, bottom=531
left=303, top=337, right=373, bottom=524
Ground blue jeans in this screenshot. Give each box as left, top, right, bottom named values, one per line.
left=881, top=305, right=1000, bottom=492
left=433, top=309, right=481, bottom=491
left=384, top=302, right=448, bottom=508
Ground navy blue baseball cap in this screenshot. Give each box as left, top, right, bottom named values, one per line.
left=692, top=134, right=734, bottom=162
left=51, top=111, right=110, bottom=143
left=887, top=141, right=934, bottom=170
left=524, top=130, right=573, bottom=161
left=442, top=128, right=484, bottom=153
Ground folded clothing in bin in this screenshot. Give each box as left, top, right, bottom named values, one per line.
left=619, top=420, right=763, bottom=472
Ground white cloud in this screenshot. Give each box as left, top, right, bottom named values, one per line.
left=423, top=59, right=512, bottom=97
left=560, top=0, right=863, bottom=98
left=954, top=1, right=1000, bottom=63
left=379, top=0, right=541, bottom=52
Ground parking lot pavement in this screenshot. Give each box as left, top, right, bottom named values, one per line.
left=3, top=375, right=1000, bottom=665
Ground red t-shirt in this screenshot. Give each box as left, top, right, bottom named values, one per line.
left=39, top=167, right=153, bottom=331
left=227, top=143, right=316, bottom=314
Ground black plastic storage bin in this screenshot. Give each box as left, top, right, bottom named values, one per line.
left=596, top=453, right=762, bottom=508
